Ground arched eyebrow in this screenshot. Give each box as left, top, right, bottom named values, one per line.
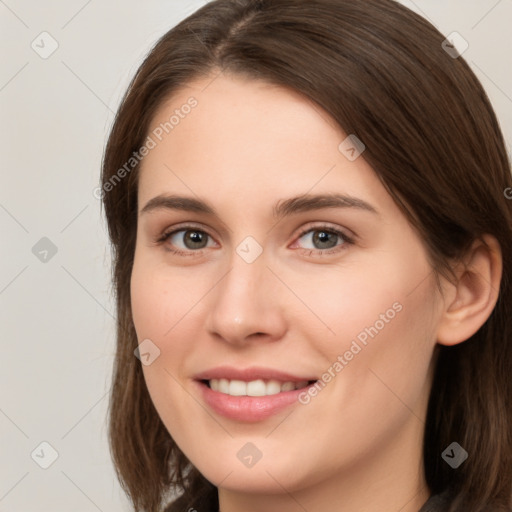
left=139, top=193, right=379, bottom=218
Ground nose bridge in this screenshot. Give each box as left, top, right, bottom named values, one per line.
left=205, top=242, right=285, bottom=344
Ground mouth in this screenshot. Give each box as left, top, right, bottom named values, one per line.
left=193, top=367, right=319, bottom=422
left=201, top=378, right=316, bottom=397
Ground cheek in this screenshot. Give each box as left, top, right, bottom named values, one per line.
left=318, top=276, right=437, bottom=432
left=297, top=254, right=434, bottom=357
left=288, top=280, right=437, bottom=474
left=130, top=261, right=196, bottom=430
left=130, top=257, right=189, bottom=343
left=130, top=256, right=208, bottom=392
left=303, top=253, right=438, bottom=413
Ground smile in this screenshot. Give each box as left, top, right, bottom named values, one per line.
left=193, top=367, right=319, bottom=422
left=206, top=378, right=314, bottom=397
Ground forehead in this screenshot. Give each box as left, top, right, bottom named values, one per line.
left=146, top=72, right=344, bottom=157
left=136, top=73, right=391, bottom=219
left=141, top=75, right=344, bottom=176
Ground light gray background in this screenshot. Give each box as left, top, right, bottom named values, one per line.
left=1, top=1, right=511, bottom=511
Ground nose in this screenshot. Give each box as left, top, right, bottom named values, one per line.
left=204, top=250, right=287, bottom=347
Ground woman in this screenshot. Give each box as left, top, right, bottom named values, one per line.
left=101, top=0, right=512, bottom=511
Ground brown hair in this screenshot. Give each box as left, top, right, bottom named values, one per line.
left=101, top=0, right=512, bottom=510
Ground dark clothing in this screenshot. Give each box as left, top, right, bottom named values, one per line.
left=418, top=490, right=452, bottom=512
left=166, top=488, right=452, bottom=511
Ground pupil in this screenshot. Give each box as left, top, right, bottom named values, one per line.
left=314, top=231, right=336, bottom=249
left=186, top=231, right=206, bottom=249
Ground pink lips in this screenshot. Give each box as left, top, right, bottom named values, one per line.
left=193, top=366, right=317, bottom=422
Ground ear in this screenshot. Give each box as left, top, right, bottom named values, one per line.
left=436, top=234, right=502, bottom=346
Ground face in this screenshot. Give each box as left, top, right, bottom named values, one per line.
left=130, top=73, right=444, bottom=498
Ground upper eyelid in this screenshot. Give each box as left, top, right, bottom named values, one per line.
left=296, top=222, right=352, bottom=237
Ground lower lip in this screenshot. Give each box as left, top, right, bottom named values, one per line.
left=196, top=380, right=315, bottom=422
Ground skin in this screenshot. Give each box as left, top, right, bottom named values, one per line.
left=130, top=72, right=502, bottom=512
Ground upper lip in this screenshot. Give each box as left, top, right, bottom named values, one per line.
left=194, top=366, right=317, bottom=383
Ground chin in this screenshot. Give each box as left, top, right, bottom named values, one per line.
left=188, top=446, right=313, bottom=495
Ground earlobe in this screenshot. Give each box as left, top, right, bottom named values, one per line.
left=436, top=235, right=502, bottom=346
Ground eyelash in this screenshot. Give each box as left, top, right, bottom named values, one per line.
left=156, top=223, right=355, bottom=258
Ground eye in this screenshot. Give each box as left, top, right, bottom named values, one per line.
left=156, top=223, right=354, bottom=257
left=292, top=224, right=354, bottom=255
left=157, top=226, right=216, bottom=256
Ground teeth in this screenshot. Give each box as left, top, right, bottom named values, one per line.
left=208, top=378, right=309, bottom=396
left=281, top=381, right=295, bottom=392
left=247, top=379, right=267, bottom=396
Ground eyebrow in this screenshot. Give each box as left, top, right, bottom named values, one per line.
left=139, top=193, right=379, bottom=218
